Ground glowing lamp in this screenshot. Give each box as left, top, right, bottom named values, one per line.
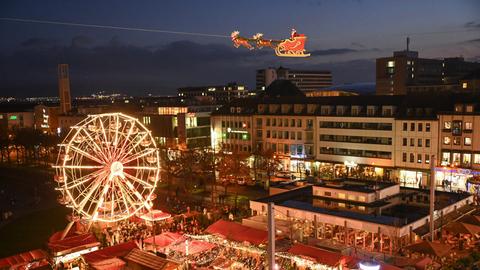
left=359, top=260, right=381, bottom=270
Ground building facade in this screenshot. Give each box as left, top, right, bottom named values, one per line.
left=256, top=67, right=332, bottom=92
left=376, top=50, right=480, bottom=95
left=177, top=82, right=249, bottom=103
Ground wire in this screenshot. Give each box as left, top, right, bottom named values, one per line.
left=0, top=17, right=230, bottom=38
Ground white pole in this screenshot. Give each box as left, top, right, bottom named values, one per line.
left=267, top=202, right=275, bottom=270
left=430, top=155, right=436, bottom=241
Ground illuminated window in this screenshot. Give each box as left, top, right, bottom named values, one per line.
left=452, top=153, right=461, bottom=163
left=474, top=154, right=480, bottom=164
left=426, top=123, right=431, bottom=132
left=466, top=105, right=474, bottom=113
left=444, top=136, right=451, bottom=145
left=358, top=206, right=366, bottom=211
left=338, top=193, right=346, bottom=199
left=462, top=82, right=468, bottom=89
left=348, top=194, right=356, bottom=201
left=338, top=203, right=346, bottom=208
left=442, top=152, right=451, bottom=163
left=425, top=154, right=430, bottom=164
left=465, top=122, right=473, bottom=130
left=444, top=121, right=451, bottom=130
left=465, top=137, right=472, bottom=146
left=358, top=196, right=366, bottom=202
left=453, top=137, right=461, bottom=145
left=387, top=61, right=395, bottom=67
left=417, top=154, right=422, bottom=163
left=463, top=154, right=471, bottom=165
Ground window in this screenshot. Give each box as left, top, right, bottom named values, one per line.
left=256, top=118, right=262, bottom=127
left=463, top=154, right=471, bottom=166
left=278, top=119, right=283, bottom=127
left=426, top=139, right=430, bottom=147
left=442, top=152, right=451, bottom=164
left=402, top=153, right=407, bottom=162
left=403, top=138, right=407, bottom=146
left=338, top=193, right=346, bottom=199
left=466, top=105, right=474, bottom=113
left=417, top=123, right=423, bottom=132
left=425, top=154, right=430, bottom=164
left=418, top=139, right=422, bottom=147
left=272, top=131, right=277, bottom=139
left=284, top=119, right=289, bottom=127
left=284, top=131, right=289, bottom=139
left=266, top=130, right=270, bottom=138
left=410, top=138, right=415, bottom=147
left=403, top=122, right=407, bottom=131
left=444, top=121, right=451, bottom=130
left=455, top=105, right=463, bottom=113
left=290, top=131, right=295, bottom=140
left=387, top=61, right=395, bottom=67
left=452, top=121, right=462, bottom=135
left=272, top=118, right=276, bottom=127
left=465, top=122, right=473, bottom=131
left=410, top=153, right=414, bottom=163
left=417, top=154, right=422, bottom=163
left=297, top=119, right=302, bottom=127
left=453, top=137, right=461, bottom=145
left=410, top=123, right=415, bottom=131
left=266, top=118, right=270, bottom=126
left=358, top=196, right=366, bottom=202
left=474, top=154, right=480, bottom=164
left=465, top=137, right=472, bottom=146
left=444, top=136, right=451, bottom=145
left=462, top=82, right=468, bottom=89
left=290, top=119, right=295, bottom=127
left=324, top=191, right=331, bottom=196
left=297, top=132, right=302, bottom=140
left=426, top=123, right=431, bottom=132
left=348, top=194, right=356, bottom=201
left=452, top=152, right=461, bottom=163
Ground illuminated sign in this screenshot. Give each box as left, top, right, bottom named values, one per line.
left=9, top=115, right=17, bottom=120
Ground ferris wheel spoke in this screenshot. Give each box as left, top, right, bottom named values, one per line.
left=98, top=116, right=112, bottom=160
left=112, top=120, right=135, bottom=160
left=65, top=169, right=107, bottom=189
left=90, top=182, right=111, bottom=220
left=118, top=131, right=149, bottom=161
left=121, top=148, right=156, bottom=164
left=123, top=172, right=154, bottom=189
left=123, top=166, right=159, bottom=170
left=57, top=165, right=104, bottom=169
left=77, top=175, right=105, bottom=214
left=116, top=179, right=141, bottom=214
left=80, top=128, right=110, bottom=162
left=69, top=145, right=105, bottom=165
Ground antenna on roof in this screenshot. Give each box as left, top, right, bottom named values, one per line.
left=406, top=37, right=410, bottom=52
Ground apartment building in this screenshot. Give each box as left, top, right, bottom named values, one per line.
left=256, top=67, right=332, bottom=92
left=437, top=99, right=480, bottom=192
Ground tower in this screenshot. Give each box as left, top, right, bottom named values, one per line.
left=58, top=64, right=72, bottom=114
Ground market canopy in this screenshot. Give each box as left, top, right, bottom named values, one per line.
left=205, top=220, right=268, bottom=245
left=169, top=240, right=216, bottom=255
left=144, top=232, right=184, bottom=248
left=288, top=243, right=349, bottom=267
left=405, top=241, right=452, bottom=257
left=82, top=241, right=138, bottom=265
left=459, top=215, right=480, bottom=226
left=48, top=233, right=100, bottom=254
left=89, top=258, right=126, bottom=270
left=445, top=222, right=480, bottom=235
left=0, top=249, right=48, bottom=269
left=124, top=249, right=179, bottom=270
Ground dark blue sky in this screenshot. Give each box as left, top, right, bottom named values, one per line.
left=1, top=0, right=479, bottom=97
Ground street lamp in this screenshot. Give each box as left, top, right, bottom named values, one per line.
left=359, top=260, right=381, bottom=270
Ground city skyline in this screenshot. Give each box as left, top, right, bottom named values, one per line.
left=1, top=0, right=479, bottom=97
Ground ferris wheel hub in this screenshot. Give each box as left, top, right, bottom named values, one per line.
left=109, top=161, right=125, bottom=180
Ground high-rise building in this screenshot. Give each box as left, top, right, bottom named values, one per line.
left=376, top=40, right=480, bottom=95
left=256, top=67, right=332, bottom=92
left=58, top=64, right=72, bottom=114
left=177, top=82, right=249, bottom=103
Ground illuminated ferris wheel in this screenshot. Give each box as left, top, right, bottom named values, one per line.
left=54, top=113, right=160, bottom=223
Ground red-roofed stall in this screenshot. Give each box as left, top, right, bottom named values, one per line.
left=288, top=244, right=349, bottom=268
left=205, top=220, right=268, bottom=245
left=0, top=249, right=48, bottom=270
left=82, top=241, right=138, bottom=267
left=48, top=232, right=100, bottom=265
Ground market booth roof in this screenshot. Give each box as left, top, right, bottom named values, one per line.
left=205, top=220, right=268, bottom=245
left=0, top=249, right=48, bottom=269
left=89, top=258, right=126, bottom=270
left=124, top=249, right=179, bottom=270
left=82, top=241, right=138, bottom=265
left=445, top=222, right=480, bottom=235
left=139, top=210, right=172, bottom=222
left=48, top=233, right=100, bottom=255
left=405, top=241, right=452, bottom=257
left=288, top=244, right=349, bottom=267
left=144, top=232, right=185, bottom=248
left=169, top=240, right=216, bottom=255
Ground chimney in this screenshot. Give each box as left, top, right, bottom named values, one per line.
left=58, top=64, right=72, bottom=114
left=406, top=37, right=410, bottom=52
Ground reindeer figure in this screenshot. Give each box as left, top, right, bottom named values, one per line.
left=252, top=33, right=277, bottom=49
left=231, top=31, right=254, bottom=50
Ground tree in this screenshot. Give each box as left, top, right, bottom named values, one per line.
left=216, top=147, right=249, bottom=205
left=258, top=149, right=282, bottom=190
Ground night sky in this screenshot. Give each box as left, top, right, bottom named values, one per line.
left=0, top=0, right=479, bottom=97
